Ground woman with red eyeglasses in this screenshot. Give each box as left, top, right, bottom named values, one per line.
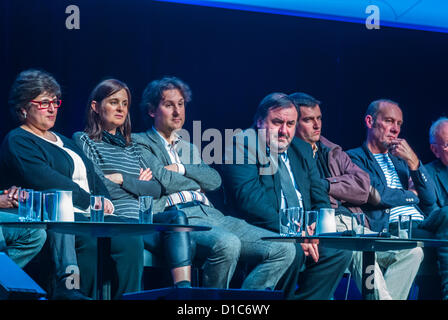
left=0, top=69, right=144, bottom=300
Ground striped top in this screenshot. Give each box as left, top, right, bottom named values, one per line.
left=373, top=153, right=424, bottom=223
left=74, top=131, right=161, bottom=220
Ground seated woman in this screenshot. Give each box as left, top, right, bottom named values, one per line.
left=0, top=69, right=143, bottom=299
left=73, top=79, right=192, bottom=288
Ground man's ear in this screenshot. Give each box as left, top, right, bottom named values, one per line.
left=365, top=115, right=374, bottom=129
left=430, top=144, right=440, bottom=159
left=148, top=109, right=155, bottom=118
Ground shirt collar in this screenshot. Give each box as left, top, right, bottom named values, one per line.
left=312, top=143, right=318, bottom=158
left=152, top=127, right=181, bottom=148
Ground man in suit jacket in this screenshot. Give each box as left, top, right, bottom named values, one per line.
left=292, top=92, right=422, bottom=300
left=221, top=92, right=352, bottom=299
left=133, top=76, right=296, bottom=291
left=347, top=99, right=448, bottom=300
left=425, top=117, right=448, bottom=299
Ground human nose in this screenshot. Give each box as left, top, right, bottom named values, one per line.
left=390, top=123, right=399, bottom=133
left=279, top=123, right=288, bottom=135
left=47, top=103, right=56, bottom=112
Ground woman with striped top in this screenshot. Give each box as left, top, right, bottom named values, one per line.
left=73, top=79, right=192, bottom=288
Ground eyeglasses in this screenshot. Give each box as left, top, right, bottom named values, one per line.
left=437, top=142, right=448, bottom=150
left=30, top=99, right=62, bottom=110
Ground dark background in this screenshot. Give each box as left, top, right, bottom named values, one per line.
left=1, top=0, right=447, bottom=163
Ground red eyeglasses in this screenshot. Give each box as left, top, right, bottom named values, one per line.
left=30, top=99, right=62, bottom=110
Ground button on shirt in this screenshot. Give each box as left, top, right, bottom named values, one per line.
left=279, top=152, right=304, bottom=210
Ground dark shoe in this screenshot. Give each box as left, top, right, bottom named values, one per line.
left=50, top=280, right=92, bottom=300
left=51, top=288, right=92, bottom=300
left=174, top=280, right=192, bottom=288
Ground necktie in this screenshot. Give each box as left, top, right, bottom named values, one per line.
left=277, top=155, right=301, bottom=208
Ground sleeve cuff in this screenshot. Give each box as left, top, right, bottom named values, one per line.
left=177, top=163, right=186, bottom=175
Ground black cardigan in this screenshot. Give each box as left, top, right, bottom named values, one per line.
left=0, top=127, right=110, bottom=211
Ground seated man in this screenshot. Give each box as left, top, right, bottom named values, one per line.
left=425, top=116, right=448, bottom=299
left=292, top=92, right=423, bottom=299
left=0, top=185, right=46, bottom=268
left=347, top=99, right=448, bottom=300
left=221, top=92, right=352, bottom=299
left=133, top=76, right=296, bottom=291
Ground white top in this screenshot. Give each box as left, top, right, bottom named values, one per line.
left=39, top=132, right=90, bottom=213
left=153, top=127, right=186, bottom=175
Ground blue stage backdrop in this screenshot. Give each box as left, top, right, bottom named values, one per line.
left=1, top=0, right=447, bottom=163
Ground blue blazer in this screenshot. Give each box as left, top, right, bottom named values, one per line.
left=425, top=159, right=448, bottom=211
left=347, top=143, right=436, bottom=232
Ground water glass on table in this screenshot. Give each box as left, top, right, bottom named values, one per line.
left=32, top=191, right=42, bottom=221
left=398, top=215, right=413, bottom=239
left=90, top=195, right=105, bottom=222
left=42, top=192, right=58, bottom=221
left=139, top=196, right=153, bottom=224
left=279, top=207, right=303, bottom=236
left=305, top=210, right=318, bottom=236
left=18, top=188, right=34, bottom=222
left=352, top=212, right=366, bottom=236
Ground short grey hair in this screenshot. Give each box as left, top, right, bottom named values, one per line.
left=365, top=98, right=400, bottom=122
left=429, top=117, right=448, bottom=144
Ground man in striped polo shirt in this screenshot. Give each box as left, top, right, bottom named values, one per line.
left=347, top=99, right=448, bottom=300
left=293, top=92, right=423, bottom=300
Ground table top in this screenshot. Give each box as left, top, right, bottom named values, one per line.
left=0, top=221, right=211, bottom=237
left=262, top=235, right=448, bottom=252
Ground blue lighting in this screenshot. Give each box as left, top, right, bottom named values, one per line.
left=155, top=0, right=448, bottom=34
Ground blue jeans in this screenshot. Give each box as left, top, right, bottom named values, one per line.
left=181, top=204, right=296, bottom=289
left=0, top=210, right=47, bottom=268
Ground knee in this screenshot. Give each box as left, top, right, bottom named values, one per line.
left=173, top=210, right=188, bottom=225
left=411, top=247, right=424, bottom=264
left=164, top=209, right=188, bottom=225
left=212, top=234, right=241, bottom=262
left=269, top=242, right=296, bottom=266
left=34, top=229, right=47, bottom=249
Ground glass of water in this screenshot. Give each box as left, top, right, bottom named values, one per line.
left=90, top=195, right=105, bottom=222
left=139, top=196, right=153, bottom=224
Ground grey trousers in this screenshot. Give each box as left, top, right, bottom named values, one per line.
left=336, top=213, right=423, bottom=300
left=180, top=204, right=296, bottom=290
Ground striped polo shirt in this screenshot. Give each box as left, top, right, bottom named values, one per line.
left=373, top=153, right=424, bottom=223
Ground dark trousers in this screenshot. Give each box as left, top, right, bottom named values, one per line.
left=143, top=209, right=192, bottom=269
left=276, top=244, right=352, bottom=300
left=75, top=213, right=144, bottom=299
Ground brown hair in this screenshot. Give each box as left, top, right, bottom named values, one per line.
left=85, top=79, right=132, bottom=145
